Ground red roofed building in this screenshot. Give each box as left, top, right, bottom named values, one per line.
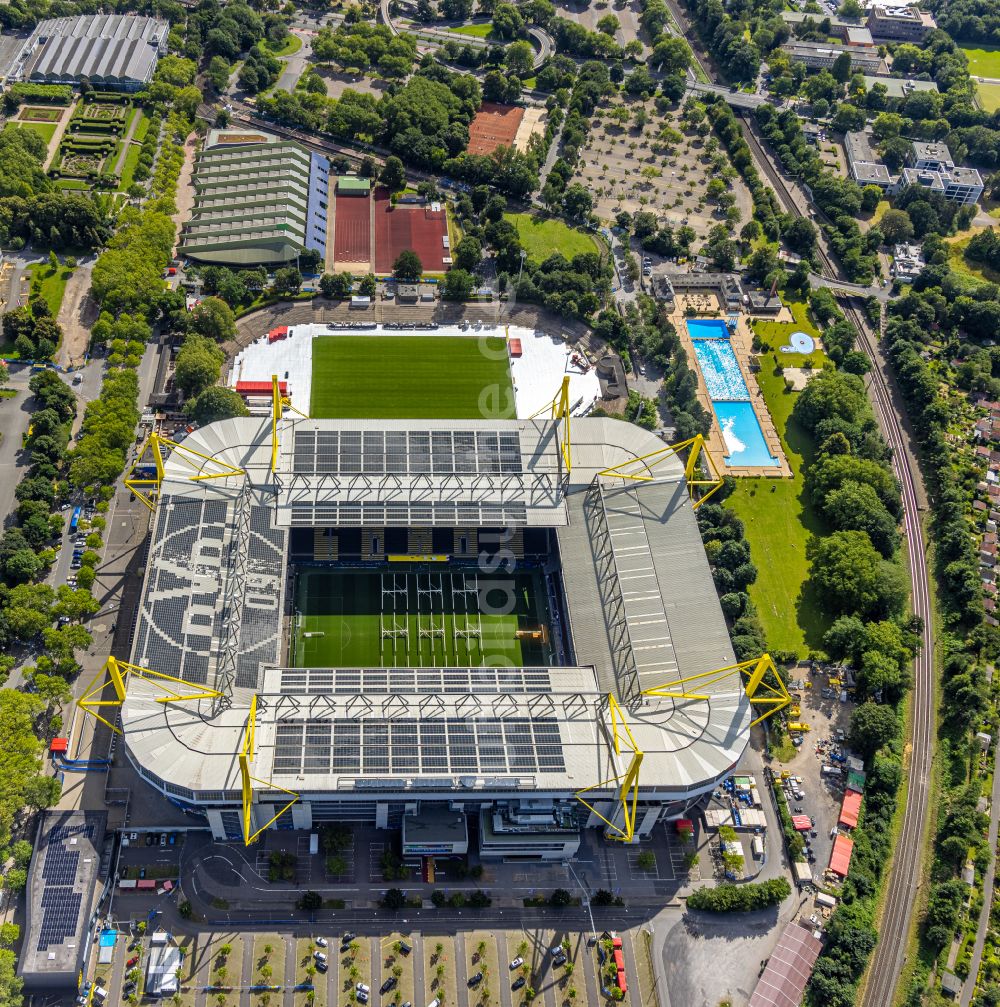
left=749, top=921, right=823, bottom=1007
left=829, top=834, right=854, bottom=877
left=235, top=381, right=288, bottom=398
left=839, top=790, right=862, bottom=829
left=792, top=815, right=811, bottom=831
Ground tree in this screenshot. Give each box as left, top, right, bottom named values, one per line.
left=360, top=274, right=377, bottom=296
left=441, top=268, right=474, bottom=301
left=549, top=888, right=572, bottom=907
left=636, top=850, right=655, bottom=870
left=298, top=890, right=322, bottom=911
left=190, top=297, right=237, bottom=343
left=492, top=2, right=524, bottom=38
left=831, top=51, right=852, bottom=83
left=174, top=335, right=224, bottom=399
left=320, top=273, right=353, bottom=299
left=392, top=250, right=423, bottom=282
left=810, top=530, right=907, bottom=619
left=562, top=184, right=593, bottom=222
left=848, top=701, right=899, bottom=756
left=596, top=13, right=619, bottom=34
left=188, top=386, right=250, bottom=424
left=454, top=236, right=482, bottom=273
left=505, top=40, right=534, bottom=77
left=878, top=208, right=914, bottom=245
left=273, top=267, right=301, bottom=295
left=380, top=156, right=406, bottom=194
left=382, top=888, right=407, bottom=910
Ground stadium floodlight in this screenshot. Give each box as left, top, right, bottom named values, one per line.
left=642, top=653, right=792, bottom=728
left=574, top=695, right=644, bottom=843
left=125, top=433, right=246, bottom=511
left=596, top=433, right=724, bottom=509
left=77, top=657, right=225, bottom=735
left=239, top=694, right=300, bottom=845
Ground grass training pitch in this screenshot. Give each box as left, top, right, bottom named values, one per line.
left=977, top=81, right=1000, bottom=113
left=309, top=335, right=515, bottom=419
left=505, top=213, right=599, bottom=263
left=292, top=569, right=548, bottom=668
left=963, top=44, right=1000, bottom=78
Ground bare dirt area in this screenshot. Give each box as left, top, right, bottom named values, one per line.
left=555, top=0, right=645, bottom=47
left=171, top=131, right=198, bottom=255
left=56, top=258, right=98, bottom=367
left=570, top=95, right=753, bottom=230
left=320, top=69, right=390, bottom=100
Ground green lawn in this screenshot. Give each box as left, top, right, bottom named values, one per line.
left=724, top=310, right=830, bottom=656
left=976, top=81, right=1000, bottom=113
left=266, top=32, right=303, bottom=56
left=28, top=260, right=72, bottom=316
left=448, top=22, right=494, bottom=37
left=19, top=106, right=62, bottom=122
left=962, top=44, right=1000, bottom=78
left=119, top=115, right=146, bottom=190
left=6, top=121, right=57, bottom=144
left=56, top=179, right=90, bottom=190
left=310, top=335, right=515, bottom=419
left=291, top=570, right=545, bottom=668
left=505, top=213, right=599, bottom=263
left=134, top=113, right=151, bottom=142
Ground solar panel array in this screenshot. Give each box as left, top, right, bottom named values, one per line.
left=288, top=499, right=529, bottom=528
left=272, top=716, right=566, bottom=775
left=278, top=667, right=554, bottom=695
left=292, top=429, right=524, bottom=476
left=36, top=823, right=95, bottom=950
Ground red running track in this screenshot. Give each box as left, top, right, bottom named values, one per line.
left=333, top=193, right=371, bottom=264
left=374, top=186, right=449, bottom=274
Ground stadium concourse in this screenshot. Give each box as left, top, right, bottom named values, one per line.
left=114, top=400, right=750, bottom=854
left=229, top=323, right=602, bottom=419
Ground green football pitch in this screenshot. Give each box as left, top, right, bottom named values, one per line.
left=309, top=335, right=516, bottom=419
left=291, top=569, right=548, bottom=668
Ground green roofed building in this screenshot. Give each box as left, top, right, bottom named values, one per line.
left=179, top=129, right=330, bottom=267
left=337, top=176, right=370, bottom=195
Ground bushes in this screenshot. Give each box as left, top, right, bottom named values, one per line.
left=687, top=877, right=790, bottom=912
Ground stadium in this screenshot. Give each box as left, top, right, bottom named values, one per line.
left=97, top=327, right=784, bottom=860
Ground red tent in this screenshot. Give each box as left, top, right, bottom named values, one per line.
left=268, top=326, right=289, bottom=343
left=611, top=937, right=623, bottom=949
left=839, top=790, right=862, bottom=829
left=508, top=338, right=523, bottom=357
left=616, top=972, right=627, bottom=995
left=235, top=380, right=287, bottom=397
left=613, top=951, right=624, bottom=972
left=49, top=737, right=68, bottom=753
left=829, top=835, right=854, bottom=877
left=675, top=818, right=694, bottom=834
left=792, top=815, right=812, bottom=832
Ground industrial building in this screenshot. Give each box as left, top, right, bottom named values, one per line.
left=179, top=129, right=330, bottom=267
left=12, top=15, right=167, bottom=91
left=21, top=811, right=108, bottom=989
left=86, top=391, right=783, bottom=859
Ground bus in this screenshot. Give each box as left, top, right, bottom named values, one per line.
left=70, top=506, right=81, bottom=532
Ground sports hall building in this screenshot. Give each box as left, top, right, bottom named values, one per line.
left=117, top=414, right=750, bottom=859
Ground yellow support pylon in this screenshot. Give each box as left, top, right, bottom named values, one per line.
left=574, top=694, right=644, bottom=842
left=530, top=375, right=571, bottom=473
left=77, top=657, right=225, bottom=735
left=597, top=433, right=723, bottom=509
left=642, top=654, right=792, bottom=728
left=239, top=695, right=299, bottom=844
left=270, top=373, right=309, bottom=473
left=125, top=433, right=246, bottom=511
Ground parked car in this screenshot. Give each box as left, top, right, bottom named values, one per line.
left=356, top=984, right=370, bottom=995
left=126, top=957, right=138, bottom=968
left=343, top=933, right=356, bottom=943
left=509, top=958, right=524, bottom=971
left=315, top=938, right=328, bottom=948
left=512, top=977, right=526, bottom=991
left=553, top=954, right=567, bottom=967
left=398, top=942, right=412, bottom=956
left=357, top=992, right=369, bottom=1003
left=381, top=978, right=397, bottom=995
left=467, top=974, right=483, bottom=988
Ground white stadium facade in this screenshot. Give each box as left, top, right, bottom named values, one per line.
left=108, top=411, right=754, bottom=860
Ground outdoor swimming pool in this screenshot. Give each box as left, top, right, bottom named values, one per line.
left=686, top=320, right=780, bottom=469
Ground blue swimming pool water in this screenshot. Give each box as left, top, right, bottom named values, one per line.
left=686, top=319, right=731, bottom=339
left=690, top=336, right=751, bottom=401
left=686, top=319, right=780, bottom=468
left=713, top=402, right=780, bottom=468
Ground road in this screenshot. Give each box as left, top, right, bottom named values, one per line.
left=274, top=29, right=313, bottom=93
left=960, top=739, right=1000, bottom=1006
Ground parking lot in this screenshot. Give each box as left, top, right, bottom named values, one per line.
left=570, top=95, right=752, bottom=233
left=772, top=664, right=857, bottom=877
left=79, top=925, right=653, bottom=1007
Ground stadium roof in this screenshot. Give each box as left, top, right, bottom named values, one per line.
left=22, top=15, right=166, bottom=88
left=119, top=415, right=750, bottom=805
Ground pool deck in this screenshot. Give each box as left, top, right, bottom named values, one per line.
left=672, top=294, right=791, bottom=479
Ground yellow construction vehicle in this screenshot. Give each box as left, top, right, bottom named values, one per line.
left=787, top=722, right=811, bottom=732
